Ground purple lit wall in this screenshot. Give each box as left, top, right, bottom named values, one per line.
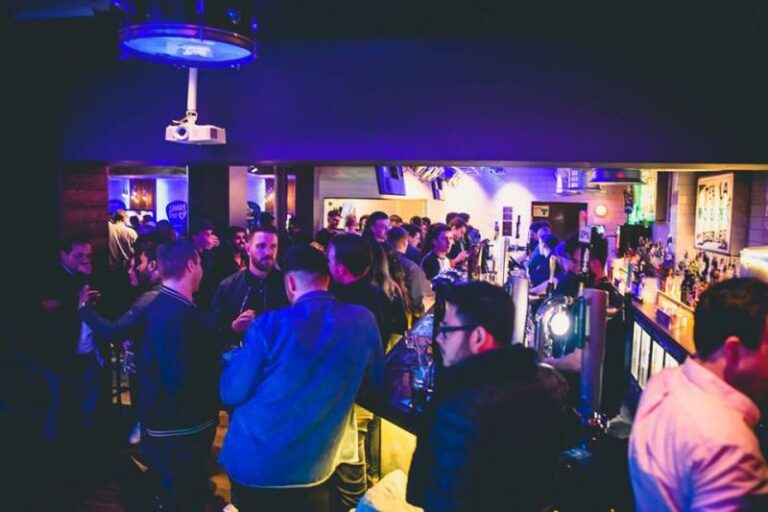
left=62, top=40, right=768, bottom=165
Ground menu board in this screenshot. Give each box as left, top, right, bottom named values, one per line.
left=695, top=173, right=733, bottom=254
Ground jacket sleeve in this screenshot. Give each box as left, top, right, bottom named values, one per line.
left=407, top=397, right=483, bottom=511
left=211, top=279, right=236, bottom=339
left=220, top=317, right=268, bottom=406
left=421, top=255, right=439, bottom=280
left=78, top=291, right=153, bottom=343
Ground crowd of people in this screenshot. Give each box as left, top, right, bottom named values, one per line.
left=4, top=205, right=768, bottom=512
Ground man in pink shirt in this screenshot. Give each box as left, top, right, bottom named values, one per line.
left=629, top=278, right=768, bottom=511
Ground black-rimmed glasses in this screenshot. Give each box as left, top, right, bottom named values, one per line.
left=437, top=324, right=477, bottom=337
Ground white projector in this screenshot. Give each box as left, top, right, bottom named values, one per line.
left=165, top=121, right=226, bottom=145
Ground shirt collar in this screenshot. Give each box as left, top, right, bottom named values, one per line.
left=682, top=358, right=761, bottom=427
left=293, top=290, right=334, bottom=306
left=160, top=285, right=196, bottom=308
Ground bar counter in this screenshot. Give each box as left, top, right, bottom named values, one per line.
left=357, top=336, right=421, bottom=435
left=625, top=294, right=694, bottom=410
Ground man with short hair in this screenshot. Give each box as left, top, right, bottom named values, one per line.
left=363, top=211, right=390, bottom=246
left=81, top=238, right=162, bottom=444
left=447, top=217, right=470, bottom=270
left=211, top=225, right=289, bottom=349
left=403, top=224, right=423, bottom=263
left=316, top=209, right=343, bottom=249
left=407, top=281, right=572, bottom=511
left=527, top=220, right=552, bottom=258
left=219, top=245, right=384, bottom=511
left=387, top=227, right=432, bottom=315
left=190, top=219, right=219, bottom=254
left=41, top=234, right=102, bottom=438
left=82, top=239, right=220, bottom=511
left=210, top=226, right=249, bottom=286
left=128, top=238, right=161, bottom=291
left=553, top=236, right=582, bottom=297
left=108, top=209, right=138, bottom=269
left=389, top=214, right=403, bottom=228
left=630, top=278, right=768, bottom=511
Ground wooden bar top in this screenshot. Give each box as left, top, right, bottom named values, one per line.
left=632, top=299, right=696, bottom=355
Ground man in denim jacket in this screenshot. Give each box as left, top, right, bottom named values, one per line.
left=220, top=244, right=384, bottom=512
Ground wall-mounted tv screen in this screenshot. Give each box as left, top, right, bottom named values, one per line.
left=375, top=166, right=406, bottom=196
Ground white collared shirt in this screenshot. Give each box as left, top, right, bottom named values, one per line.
left=629, top=358, right=768, bottom=511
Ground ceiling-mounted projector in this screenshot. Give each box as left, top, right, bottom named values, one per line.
left=165, top=121, right=226, bottom=145
left=165, top=67, right=226, bottom=145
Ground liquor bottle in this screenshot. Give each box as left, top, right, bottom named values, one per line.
left=701, top=252, right=710, bottom=282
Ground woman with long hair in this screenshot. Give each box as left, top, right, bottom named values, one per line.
left=368, top=241, right=408, bottom=338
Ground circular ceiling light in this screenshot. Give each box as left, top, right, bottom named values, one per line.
left=595, top=204, right=608, bottom=217
left=116, top=1, right=257, bottom=67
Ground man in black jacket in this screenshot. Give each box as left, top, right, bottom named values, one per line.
left=80, top=239, right=220, bottom=512
left=211, top=225, right=289, bottom=350
left=39, top=234, right=105, bottom=444
left=407, top=282, right=574, bottom=512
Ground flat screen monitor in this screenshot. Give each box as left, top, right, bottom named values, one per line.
left=375, top=166, right=406, bottom=196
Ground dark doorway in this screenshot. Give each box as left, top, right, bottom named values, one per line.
left=531, top=201, right=587, bottom=240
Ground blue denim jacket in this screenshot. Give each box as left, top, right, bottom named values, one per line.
left=219, top=290, right=384, bottom=487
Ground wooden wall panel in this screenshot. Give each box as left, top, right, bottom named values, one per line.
left=60, top=164, right=108, bottom=252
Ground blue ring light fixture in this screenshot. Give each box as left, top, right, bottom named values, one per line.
left=116, top=2, right=256, bottom=68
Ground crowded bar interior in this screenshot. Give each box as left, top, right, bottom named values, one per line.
left=4, top=1, right=768, bottom=511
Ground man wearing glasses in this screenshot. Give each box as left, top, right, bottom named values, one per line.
left=407, top=282, right=573, bottom=511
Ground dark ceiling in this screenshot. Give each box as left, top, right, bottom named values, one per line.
left=3, top=1, right=767, bottom=45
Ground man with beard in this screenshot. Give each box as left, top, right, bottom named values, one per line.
left=210, top=226, right=249, bottom=286
left=39, top=234, right=103, bottom=441
left=212, top=225, right=289, bottom=349
left=80, top=237, right=162, bottom=444
left=407, top=282, right=573, bottom=511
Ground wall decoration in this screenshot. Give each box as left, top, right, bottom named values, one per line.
left=695, top=173, right=733, bottom=254
left=166, top=200, right=188, bottom=235
left=627, top=171, right=657, bottom=224
left=129, top=178, right=155, bottom=211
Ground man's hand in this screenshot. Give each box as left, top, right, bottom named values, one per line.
left=452, top=250, right=470, bottom=265
left=231, top=309, right=256, bottom=334
left=78, top=285, right=101, bottom=309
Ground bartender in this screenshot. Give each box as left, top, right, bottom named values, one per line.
left=526, top=221, right=552, bottom=270
left=536, top=236, right=582, bottom=298
left=528, top=233, right=560, bottom=290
